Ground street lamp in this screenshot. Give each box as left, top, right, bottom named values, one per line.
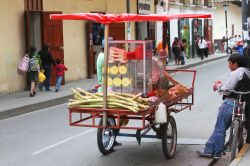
left=223, top=1, right=229, bottom=55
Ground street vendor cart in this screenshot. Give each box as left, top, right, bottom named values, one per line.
left=51, top=13, right=211, bottom=159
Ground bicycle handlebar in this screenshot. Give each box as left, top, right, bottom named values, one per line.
left=226, top=89, right=250, bottom=95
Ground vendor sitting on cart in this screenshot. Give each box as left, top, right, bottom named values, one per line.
left=96, top=45, right=104, bottom=91
left=96, top=38, right=113, bottom=92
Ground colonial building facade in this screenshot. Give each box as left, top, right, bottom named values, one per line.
left=0, top=0, right=214, bottom=93
left=0, top=0, right=140, bottom=93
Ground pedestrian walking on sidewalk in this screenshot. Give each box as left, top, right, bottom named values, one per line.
left=198, top=36, right=207, bottom=60
left=54, top=59, right=67, bottom=92
left=172, top=37, right=181, bottom=65
left=195, top=36, right=200, bottom=58
left=204, top=38, right=209, bottom=58
left=28, top=46, right=41, bottom=97
left=221, top=36, right=226, bottom=53
left=38, top=44, right=55, bottom=91
left=196, top=54, right=250, bottom=159
left=180, top=39, right=187, bottom=65
left=156, top=40, right=169, bottom=65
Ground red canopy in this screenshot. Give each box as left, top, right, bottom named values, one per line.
left=50, top=13, right=212, bottom=24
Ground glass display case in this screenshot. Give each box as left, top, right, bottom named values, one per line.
left=106, top=40, right=153, bottom=94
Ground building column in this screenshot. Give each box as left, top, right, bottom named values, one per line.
left=242, top=0, right=250, bottom=41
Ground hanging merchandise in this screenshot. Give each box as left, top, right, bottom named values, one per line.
left=17, top=54, right=29, bottom=75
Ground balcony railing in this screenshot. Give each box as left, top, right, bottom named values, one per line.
left=169, top=0, right=214, bottom=8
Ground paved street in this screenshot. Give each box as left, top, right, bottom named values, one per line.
left=1, top=1, right=250, bottom=165
left=0, top=58, right=234, bottom=166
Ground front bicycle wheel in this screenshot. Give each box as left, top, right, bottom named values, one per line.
left=97, top=118, right=116, bottom=155
left=238, top=126, right=246, bottom=152
left=231, top=120, right=240, bottom=161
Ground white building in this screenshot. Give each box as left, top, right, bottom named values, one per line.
left=156, top=0, right=214, bottom=58
left=213, top=1, right=242, bottom=51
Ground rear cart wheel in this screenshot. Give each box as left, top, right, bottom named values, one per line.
left=161, top=115, right=177, bottom=159
left=97, top=118, right=116, bottom=155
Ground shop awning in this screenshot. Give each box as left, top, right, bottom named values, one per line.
left=50, top=13, right=212, bottom=24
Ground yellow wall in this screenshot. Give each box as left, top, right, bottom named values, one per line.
left=44, top=0, right=132, bottom=82
left=0, top=0, right=154, bottom=93
left=0, top=0, right=26, bottom=93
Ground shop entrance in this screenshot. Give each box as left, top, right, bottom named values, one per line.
left=86, top=22, right=125, bottom=78
left=204, top=19, right=214, bottom=54
left=178, top=19, right=190, bottom=58
left=191, top=19, right=202, bottom=58
left=136, top=22, right=156, bottom=41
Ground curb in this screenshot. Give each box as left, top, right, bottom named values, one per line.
left=0, top=95, right=72, bottom=120
left=0, top=55, right=228, bottom=120
left=171, top=55, right=228, bottom=70
left=230, top=144, right=250, bottom=166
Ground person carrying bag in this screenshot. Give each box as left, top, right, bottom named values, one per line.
left=17, top=54, right=30, bottom=75
left=28, top=46, right=41, bottom=97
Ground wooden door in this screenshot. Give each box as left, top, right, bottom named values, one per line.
left=42, top=11, right=64, bottom=85
left=109, top=23, right=125, bottom=40
left=86, top=21, right=95, bottom=78
left=109, top=23, right=125, bottom=52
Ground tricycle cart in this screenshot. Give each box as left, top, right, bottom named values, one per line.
left=68, top=68, right=195, bottom=158
left=51, top=12, right=210, bottom=159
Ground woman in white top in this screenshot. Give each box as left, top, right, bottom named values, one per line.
left=198, top=36, right=207, bottom=60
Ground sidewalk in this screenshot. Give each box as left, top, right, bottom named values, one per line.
left=0, top=53, right=227, bottom=120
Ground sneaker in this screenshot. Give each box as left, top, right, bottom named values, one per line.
left=224, top=142, right=231, bottom=152
left=114, top=141, right=122, bottom=146
left=55, top=89, right=59, bottom=92
left=45, top=89, right=51, bottom=92
left=196, top=150, right=213, bottom=158
left=213, top=155, right=221, bottom=160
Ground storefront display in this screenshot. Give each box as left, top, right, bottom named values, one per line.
left=179, top=19, right=190, bottom=58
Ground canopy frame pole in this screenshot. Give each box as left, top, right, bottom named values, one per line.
left=102, top=24, right=109, bottom=127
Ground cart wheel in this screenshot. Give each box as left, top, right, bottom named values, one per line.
left=97, top=118, right=116, bottom=155
left=161, top=115, right=177, bottom=159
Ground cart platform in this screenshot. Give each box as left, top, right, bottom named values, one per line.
left=69, top=87, right=194, bottom=130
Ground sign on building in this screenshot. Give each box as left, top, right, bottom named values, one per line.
left=138, top=0, right=151, bottom=14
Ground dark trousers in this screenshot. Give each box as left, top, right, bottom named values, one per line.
left=205, top=47, right=209, bottom=58
left=199, top=48, right=205, bottom=60
left=40, top=65, right=51, bottom=90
